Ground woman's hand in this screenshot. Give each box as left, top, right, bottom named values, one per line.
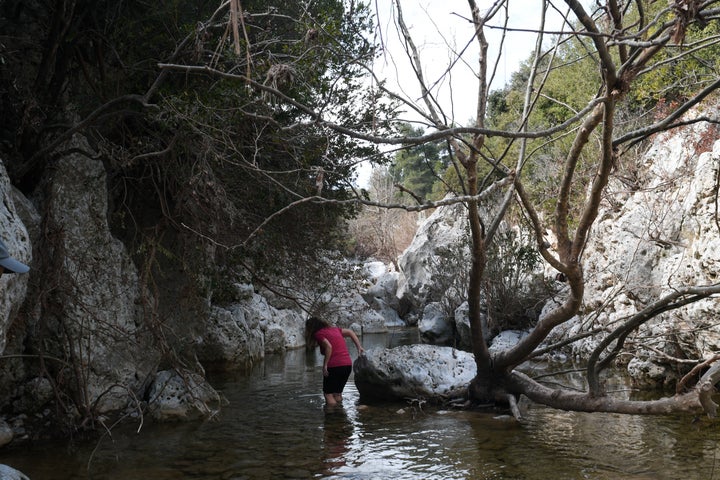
left=323, top=366, right=329, bottom=377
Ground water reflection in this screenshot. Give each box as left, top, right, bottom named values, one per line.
left=0, top=328, right=719, bottom=480
left=321, top=406, right=352, bottom=475
left=363, top=328, right=419, bottom=351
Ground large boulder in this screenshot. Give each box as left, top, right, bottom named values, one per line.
left=241, top=288, right=305, bottom=351
left=262, top=308, right=305, bottom=353
left=196, top=304, right=265, bottom=369
left=353, top=344, right=476, bottom=403
left=198, top=281, right=308, bottom=369
left=396, top=200, right=468, bottom=315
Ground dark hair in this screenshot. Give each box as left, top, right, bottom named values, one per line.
left=305, top=316, right=330, bottom=349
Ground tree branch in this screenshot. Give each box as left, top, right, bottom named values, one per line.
left=586, top=285, right=720, bottom=395
left=157, top=62, right=607, bottom=144
left=509, top=370, right=711, bottom=416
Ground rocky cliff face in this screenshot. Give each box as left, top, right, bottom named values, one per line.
left=548, top=112, right=720, bottom=387
left=0, top=164, right=31, bottom=356
left=0, top=162, right=33, bottom=431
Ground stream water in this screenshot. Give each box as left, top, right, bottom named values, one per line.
left=1, top=329, right=720, bottom=479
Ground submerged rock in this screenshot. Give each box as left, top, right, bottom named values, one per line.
left=353, top=344, right=475, bottom=403
left=147, top=369, right=222, bottom=421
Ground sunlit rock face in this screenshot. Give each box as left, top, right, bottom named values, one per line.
left=396, top=200, right=468, bottom=317
left=551, top=110, right=720, bottom=387
left=361, top=261, right=405, bottom=328
left=353, top=344, right=475, bottom=403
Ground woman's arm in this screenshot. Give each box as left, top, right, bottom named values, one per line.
left=341, top=329, right=365, bottom=356
left=320, top=338, right=332, bottom=376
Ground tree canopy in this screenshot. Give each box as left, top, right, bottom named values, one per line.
left=2, top=0, right=395, bottom=279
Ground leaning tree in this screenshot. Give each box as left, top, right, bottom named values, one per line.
left=119, top=0, right=720, bottom=417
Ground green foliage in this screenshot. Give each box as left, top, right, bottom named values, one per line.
left=629, top=6, right=720, bottom=108
left=483, top=27, right=604, bottom=225
left=389, top=124, right=448, bottom=202
left=84, top=1, right=391, bottom=273
left=484, top=228, right=551, bottom=335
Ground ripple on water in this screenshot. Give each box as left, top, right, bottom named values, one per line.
left=2, top=343, right=720, bottom=480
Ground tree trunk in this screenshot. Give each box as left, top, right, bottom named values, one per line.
left=508, top=370, right=718, bottom=417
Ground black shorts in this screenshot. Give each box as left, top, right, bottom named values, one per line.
left=323, top=365, right=352, bottom=394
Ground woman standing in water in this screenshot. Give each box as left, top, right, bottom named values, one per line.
left=305, top=316, right=364, bottom=407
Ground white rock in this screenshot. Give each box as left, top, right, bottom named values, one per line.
left=563, top=110, right=720, bottom=385
left=353, top=344, right=476, bottom=402
left=488, top=330, right=528, bottom=354
left=38, top=139, right=157, bottom=413
left=396, top=200, right=469, bottom=312
left=418, top=302, right=453, bottom=345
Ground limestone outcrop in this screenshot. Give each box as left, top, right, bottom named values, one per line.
left=0, top=162, right=31, bottom=356
left=547, top=115, right=720, bottom=387
left=396, top=200, right=469, bottom=318
left=36, top=137, right=158, bottom=413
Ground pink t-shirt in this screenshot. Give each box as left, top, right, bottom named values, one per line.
left=314, top=327, right=352, bottom=367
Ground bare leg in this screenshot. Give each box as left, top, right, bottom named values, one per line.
left=324, top=393, right=338, bottom=407
left=333, top=393, right=343, bottom=403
